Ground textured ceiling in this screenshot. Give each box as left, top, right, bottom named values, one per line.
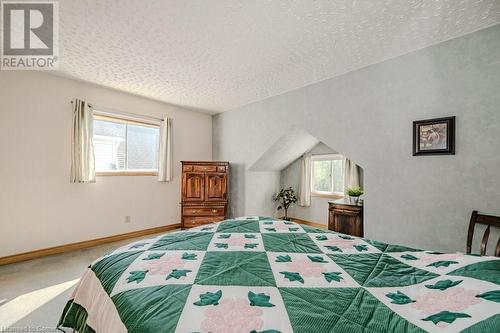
left=57, top=0, right=500, bottom=113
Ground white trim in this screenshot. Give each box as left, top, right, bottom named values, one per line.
left=311, top=154, right=345, bottom=196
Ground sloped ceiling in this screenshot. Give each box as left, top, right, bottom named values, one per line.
left=57, top=0, right=500, bottom=112
left=249, top=129, right=319, bottom=171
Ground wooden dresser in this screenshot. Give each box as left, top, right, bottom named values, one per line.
left=328, top=199, right=364, bottom=237
left=181, top=161, right=229, bottom=228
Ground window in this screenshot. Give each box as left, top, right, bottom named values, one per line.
left=93, top=114, right=160, bottom=175
left=311, top=154, right=344, bottom=197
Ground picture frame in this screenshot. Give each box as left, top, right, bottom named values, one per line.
left=413, top=116, right=455, bottom=156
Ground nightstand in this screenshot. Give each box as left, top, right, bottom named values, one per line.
left=328, top=198, right=364, bottom=237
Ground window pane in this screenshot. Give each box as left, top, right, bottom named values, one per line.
left=94, top=120, right=126, bottom=171
left=126, top=124, right=160, bottom=170
left=332, top=159, right=344, bottom=193
left=312, top=160, right=332, bottom=192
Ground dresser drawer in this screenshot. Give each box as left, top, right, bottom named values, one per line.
left=193, top=165, right=217, bottom=172
left=183, top=216, right=225, bottom=227
left=183, top=206, right=225, bottom=216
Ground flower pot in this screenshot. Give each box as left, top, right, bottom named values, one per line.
left=349, top=196, right=360, bottom=205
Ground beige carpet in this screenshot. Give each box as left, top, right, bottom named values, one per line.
left=0, top=232, right=175, bottom=332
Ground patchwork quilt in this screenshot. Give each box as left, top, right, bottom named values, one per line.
left=58, top=216, right=500, bottom=333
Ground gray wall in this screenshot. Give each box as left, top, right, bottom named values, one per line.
left=280, top=142, right=338, bottom=224
left=213, top=25, right=500, bottom=253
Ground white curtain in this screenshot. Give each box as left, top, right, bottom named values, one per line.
left=158, top=117, right=173, bottom=182
left=70, top=99, right=96, bottom=183
left=298, top=153, right=312, bottom=207
left=343, top=157, right=362, bottom=193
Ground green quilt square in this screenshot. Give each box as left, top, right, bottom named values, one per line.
left=195, top=251, right=276, bottom=286
left=111, top=285, right=191, bottom=333
left=149, top=232, right=213, bottom=251
left=335, top=289, right=425, bottom=333
left=301, top=225, right=330, bottom=233
left=448, top=260, right=500, bottom=284
left=216, top=219, right=260, bottom=233
left=330, top=253, right=438, bottom=287
left=91, top=251, right=143, bottom=294
left=279, top=287, right=360, bottom=332
left=263, top=233, right=321, bottom=253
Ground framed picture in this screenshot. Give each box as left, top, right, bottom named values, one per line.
left=413, top=116, right=455, bottom=156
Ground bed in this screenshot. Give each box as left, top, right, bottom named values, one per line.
left=58, top=216, right=500, bottom=333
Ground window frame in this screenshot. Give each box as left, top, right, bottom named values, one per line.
left=310, top=154, right=345, bottom=198
left=93, top=113, right=160, bottom=177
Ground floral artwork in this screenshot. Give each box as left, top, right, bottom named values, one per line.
left=413, top=116, right=455, bottom=155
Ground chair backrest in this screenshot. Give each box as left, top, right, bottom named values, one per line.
left=466, top=210, right=500, bottom=257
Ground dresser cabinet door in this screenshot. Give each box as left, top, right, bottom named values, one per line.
left=182, top=172, right=204, bottom=201
left=205, top=173, right=227, bottom=202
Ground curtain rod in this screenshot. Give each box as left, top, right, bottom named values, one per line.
left=70, top=100, right=164, bottom=122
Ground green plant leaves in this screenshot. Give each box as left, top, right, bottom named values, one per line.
left=325, top=245, right=342, bottom=252
left=244, top=243, right=259, bottom=249
left=280, top=271, right=304, bottom=284
left=275, top=255, right=292, bottom=262
left=426, top=260, right=459, bottom=268
left=248, top=291, right=275, bottom=307
left=476, top=290, right=500, bottom=302
left=425, top=279, right=463, bottom=291
left=214, top=243, right=228, bottom=249
left=127, top=270, right=148, bottom=283
left=182, top=252, right=197, bottom=260
left=353, top=245, right=368, bottom=252
left=193, top=290, right=222, bottom=306
left=316, top=235, right=328, bottom=241
left=386, top=291, right=415, bottom=305
left=323, top=272, right=343, bottom=283
left=142, top=253, right=165, bottom=260
left=422, top=311, right=471, bottom=325
left=308, top=255, right=328, bottom=263
left=166, top=269, right=192, bottom=280
left=338, top=235, right=354, bottom=240
left=218, top=234, right=231, bottom=239
left=245, top=234, right=257, bottom=239
left=400, top=254, right=418, bottom=260
left=129, top=242, right=148, bottom=249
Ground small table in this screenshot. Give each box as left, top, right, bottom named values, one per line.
left=328, top=198, right=364, bottom=237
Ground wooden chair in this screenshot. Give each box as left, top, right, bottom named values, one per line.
left=466, top=210, right=500, bottom=257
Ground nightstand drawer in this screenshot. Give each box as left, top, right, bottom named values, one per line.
left=183, top=206, right=225, bottom=216
left=183, top=216, right=225, bottom=227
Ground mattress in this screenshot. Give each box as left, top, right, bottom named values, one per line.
left=58, top=216, right=500, bottom=333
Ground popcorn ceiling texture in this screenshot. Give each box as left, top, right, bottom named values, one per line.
left=58, top=0, right=500, bottom=112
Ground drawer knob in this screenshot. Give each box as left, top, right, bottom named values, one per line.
left=212, top=209, right=217, bottom=213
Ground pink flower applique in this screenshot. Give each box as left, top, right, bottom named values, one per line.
left=412, top=286, right=480, bottom=314
left=225, top=235, right=248, bottom=247
left=274, top=223, right=292, bottom=231
left=323, top=237, right=356, bottom=249
left=417, top=252, right=463, bottom=265
left=142, top=254, right=185, bottom=275
left=286, top=257, right=325, bottom=278
left=201, top=298, right=264, bottom=333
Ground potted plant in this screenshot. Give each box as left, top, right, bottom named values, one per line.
left=273, top=187, right=298, bottom=221
left=347, top=186, right=364, bottom=205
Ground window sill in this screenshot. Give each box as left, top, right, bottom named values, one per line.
left=96, top=171, right=158, bottom=177
left=311, top=192, right=344, bottom=199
